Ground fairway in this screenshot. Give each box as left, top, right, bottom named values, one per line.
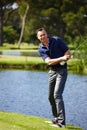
left=0, top=111, right=82, bottom=130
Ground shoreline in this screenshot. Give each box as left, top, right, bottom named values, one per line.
left=0, top=54, right=87, bottom=75
left=0, top=111, right=82, bottom=130
left=0, top=62, right=87, bottom=75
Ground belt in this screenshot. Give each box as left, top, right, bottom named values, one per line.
left=50, top=66, right=66, bottom=71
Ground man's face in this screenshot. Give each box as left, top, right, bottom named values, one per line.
left=37, top=30, right=48, bottom=44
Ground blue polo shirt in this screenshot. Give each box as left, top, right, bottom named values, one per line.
left=38, top=37, right=69, bottom=69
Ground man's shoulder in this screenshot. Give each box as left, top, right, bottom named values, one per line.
left=50, top=36, right=61, bottom=41
left=38, top=44, right=48, bottom=53
left=53, top=36, right=60, bottom=39
left=49, top=36, right=62, bottom=44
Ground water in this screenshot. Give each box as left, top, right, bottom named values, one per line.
left=0, top=51, right=39, bottom=57
left=0, top=70, right=87, bottom=130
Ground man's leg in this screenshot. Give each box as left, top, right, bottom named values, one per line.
left=48, top=70, right=57, bottom=118
left=54, top=68, right=67, bottom=125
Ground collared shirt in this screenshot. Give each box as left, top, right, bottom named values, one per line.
left=38, top=37, right=69, bottom=68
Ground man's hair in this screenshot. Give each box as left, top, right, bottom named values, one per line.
left=36, top=27, right=45, bottom=34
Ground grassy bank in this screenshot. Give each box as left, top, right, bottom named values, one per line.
left=0, top=43, right=87, bottom=74
left=0, top=43, right=39, bottom=50
left=0, top=55, right=47, bottom=70
left=0, top=54, right=87, bottom=74
left=0, top=111, right=82, bottom=130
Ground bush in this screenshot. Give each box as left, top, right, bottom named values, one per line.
left=3, top=26, right=19, bottom=44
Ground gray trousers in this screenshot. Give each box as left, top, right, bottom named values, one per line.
left=48, top=68, right=67, bottom=125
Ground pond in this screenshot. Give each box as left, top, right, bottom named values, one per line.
left=0, top=51, right=39, bottom=57
left=0, top=70, right=87, bottom=130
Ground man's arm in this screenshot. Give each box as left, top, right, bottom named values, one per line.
left=45, top=50, right=71, bottom=66
left=64, top=50, right=71, bottom=56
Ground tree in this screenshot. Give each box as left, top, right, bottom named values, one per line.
left=28, top=0, right=65, bottom=37
left=0, top=0, right=17, bottom=46
left=61, top=0, right=87, bottom=37
left=0, top=0, right=87, bottom=45
left=0, top=1, right=3, bottom=46
left=27, top=0, right=87, bottom=39
left=17, top=1, right=29, bottom=48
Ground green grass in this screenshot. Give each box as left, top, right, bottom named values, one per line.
left=0, top=43, right=87, bottom=74
left=0, top=43, right=39, bottom=50
left=0, top=55, right=44, bottom=64
left=0, top=111, right=82, bottom=130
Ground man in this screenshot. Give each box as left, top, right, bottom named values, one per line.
left=36, top=28, right=70, bottom=128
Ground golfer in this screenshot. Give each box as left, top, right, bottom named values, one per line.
left=36, top=28, right=70, bottom=128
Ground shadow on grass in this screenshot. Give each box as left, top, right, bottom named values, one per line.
left=67, top=125, right=82, bottom=130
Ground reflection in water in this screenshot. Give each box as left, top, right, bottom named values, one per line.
left=0, top=51, right=39, bottom=57
left=0, top=70, right=87, bottom=130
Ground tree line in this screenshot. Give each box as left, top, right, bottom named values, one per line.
left=0, top=0, right=87, bottom=47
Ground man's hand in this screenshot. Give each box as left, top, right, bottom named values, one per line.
left=62, top=55, right=70, bottom=61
